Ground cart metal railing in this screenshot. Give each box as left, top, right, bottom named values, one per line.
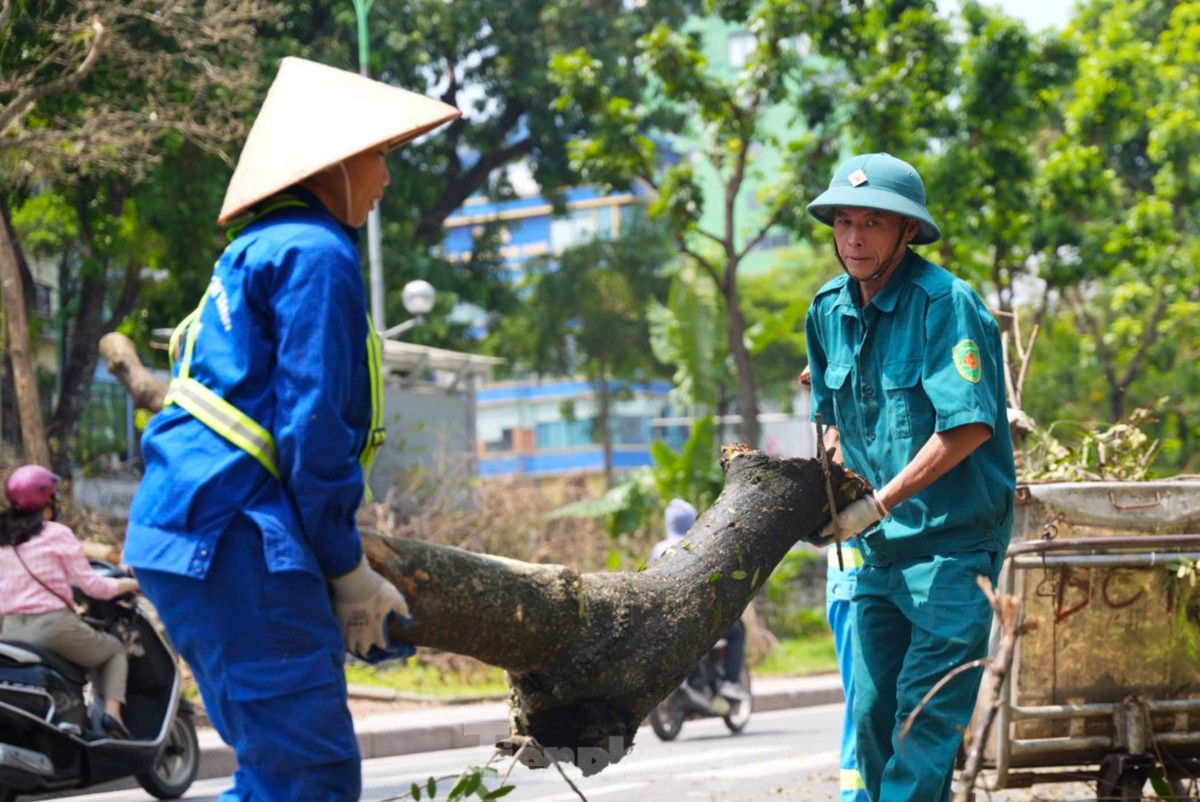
left=972, top=481, right=1200, bottom=797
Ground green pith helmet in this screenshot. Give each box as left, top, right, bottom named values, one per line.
left=807, top=153, right=941, bottom=245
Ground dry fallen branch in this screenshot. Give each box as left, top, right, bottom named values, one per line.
left=952, top=575, right=1036, bottom=802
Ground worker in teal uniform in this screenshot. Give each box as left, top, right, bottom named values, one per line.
left=800, top=367, right=870, bottom=802
left=803, top=153, right=1015, bottom=802
left=123, top=58, right=459, bottom=802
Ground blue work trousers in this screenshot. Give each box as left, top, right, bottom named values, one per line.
left=827, top=549, right=869, bottom=802
left=852, top=550, right=1000, bottom=802
left=137, top=516, right=361, bottom=802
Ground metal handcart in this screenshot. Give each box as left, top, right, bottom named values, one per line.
left=972, top=480, right=1200, bottom=800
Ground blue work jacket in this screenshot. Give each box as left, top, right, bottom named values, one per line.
left=805, top=250, right=1016, bottom=565
left=125, top=191, right=373, bottom=581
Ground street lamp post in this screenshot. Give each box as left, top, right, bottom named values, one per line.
left=352, top=0, right=386, bottom=332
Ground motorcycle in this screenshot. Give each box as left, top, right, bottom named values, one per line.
left=0, top=559, right=200, bottom=801
left=648, top=637, right=752, bottom=741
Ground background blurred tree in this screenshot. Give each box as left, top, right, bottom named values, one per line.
left=0, top=0, right=272, bottom=475
left=1022, top=0, right=1200, bottom=471
left=490, top=220, right=674, bottom=487
left=553, top=0, right=959, bottom=448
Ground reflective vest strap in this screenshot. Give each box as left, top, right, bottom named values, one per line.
left=359, top=319, right=387, bottom=504
left=840, top=768, right=866, bottom=791
left=163, top=378, right=281, bottom=480
left=225, top=195, right=312, bottom=242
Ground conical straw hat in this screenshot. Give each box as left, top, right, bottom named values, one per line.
left=218, top=57, right=462, bottom=225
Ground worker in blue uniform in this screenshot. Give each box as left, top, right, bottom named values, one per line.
left=123, top=58, right=460, bottom=802
left=804, top=153, right=1015, bottom=802
left=801, top=367, right=870, bottom=802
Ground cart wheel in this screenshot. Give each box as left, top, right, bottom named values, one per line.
left=1168, top=776, right=1199, bottom=802
left=1097, top=752, right=1154, bottom=802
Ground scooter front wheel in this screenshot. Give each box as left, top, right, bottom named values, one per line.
left=136, top=708, right=200, bottom=800
left=649, top=692, right=685, bottom=741
left=0, top=785, right=15, bottom=802
left=723, top=665, right=752, bottom=734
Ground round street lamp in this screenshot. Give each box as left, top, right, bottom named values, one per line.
left=382, top=280, right=437, bottom=339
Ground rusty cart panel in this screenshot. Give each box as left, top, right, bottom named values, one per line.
left=976, top=480, right=1200, bottom=793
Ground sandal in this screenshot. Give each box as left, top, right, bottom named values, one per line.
left=101, top=713, right=130, bottom=740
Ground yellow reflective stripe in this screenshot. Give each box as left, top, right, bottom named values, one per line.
left=840, top=768, right=865, bottom=790
left=168, top=307, right=199, bottom=370
left=164, top=379, right=280, bottom=480
left=177, top=289, right=211, bottom=381
left=225, top=196, right=311, bottom=241
left=359, top=319, right=387, bottom=505
left=828, top=546, right=865, bottom=568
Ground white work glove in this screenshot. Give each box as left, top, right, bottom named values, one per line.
left=818, top=494, right=889, bottom=544
left=330, top=556, right=412, bottom=659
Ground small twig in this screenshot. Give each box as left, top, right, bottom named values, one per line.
left=498, top=735, right=590, bottom=802
left=552, top=757, right=589, bottom=802
left=499, top=736, right=535, bottom=787
left=815, top=412, right=843, bottom=570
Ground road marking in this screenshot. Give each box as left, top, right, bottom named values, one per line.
left=700, top=750, right=840, bottom=779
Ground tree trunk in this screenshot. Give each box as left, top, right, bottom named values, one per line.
left=48, top=268, right=110, bottom=477
left=98, top=332, right=870, bottom=775
left=0, top=196, right=51, bottom=467
left=723, top=277, right=760, bottom=448
left=595, top=371, right=613, bottom=489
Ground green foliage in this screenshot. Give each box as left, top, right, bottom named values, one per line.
left=549, top=417, right=724, bottom=542
left=1019, top=402, right=1166, bottom=482
left=761, top=548, right=826, bottom=638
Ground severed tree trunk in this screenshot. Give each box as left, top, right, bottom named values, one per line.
left=99, top=332, right=871, bottom=775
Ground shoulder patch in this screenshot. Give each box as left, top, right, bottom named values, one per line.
left=953, top=339, right=982, bottom=383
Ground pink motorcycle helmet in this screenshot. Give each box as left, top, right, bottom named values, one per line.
left=5, top=465, right=59, bottom=512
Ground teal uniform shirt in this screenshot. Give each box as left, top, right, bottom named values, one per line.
left=806, top=250, right=1015, bottom=565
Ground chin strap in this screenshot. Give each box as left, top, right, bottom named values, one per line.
left=338, top=161, right=353, bottom=223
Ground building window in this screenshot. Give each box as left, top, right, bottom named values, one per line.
left=752, top=232, right=792, bottom=252
left=33, top=283, right=53, bottom=318
left=550, top=209, right=599, bottom=254
left=728, top=31, right=756, bottom=68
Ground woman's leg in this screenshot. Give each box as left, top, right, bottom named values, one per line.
left=3, top=609, right=128, bottom=706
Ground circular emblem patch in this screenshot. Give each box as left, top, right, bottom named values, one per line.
left=953, top=339, right=982, bottom=383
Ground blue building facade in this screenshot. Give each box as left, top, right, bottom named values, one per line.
left=475, top=376, right=689, bottom=478
left=444, top=185, right=692, bottom=480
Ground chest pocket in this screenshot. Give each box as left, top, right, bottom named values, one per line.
left=881, top=360, right=934, bottom=439
left=824, top=363, right=855, bottom=435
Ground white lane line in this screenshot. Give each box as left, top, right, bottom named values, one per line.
left=700, top=750, right=840, bottom=779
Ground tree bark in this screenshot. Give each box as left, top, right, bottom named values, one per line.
left=98, top=332, right=167, bottom=412
left=98, top=331, right=872, bottom=775
left=0, top=196, right=51, bottom=467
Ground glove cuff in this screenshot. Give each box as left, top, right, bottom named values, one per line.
left=869, top=493, right=890, bottom=519
left=330, top=555, right=374, bottom=601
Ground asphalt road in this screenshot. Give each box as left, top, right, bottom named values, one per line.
left=27, top=704, right=1105, bottom=802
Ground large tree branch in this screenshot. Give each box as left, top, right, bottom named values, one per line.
left=99, top=332, right=870, bottom=775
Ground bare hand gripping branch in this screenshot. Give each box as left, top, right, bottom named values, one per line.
left=99, top=332, right=872, bottom=775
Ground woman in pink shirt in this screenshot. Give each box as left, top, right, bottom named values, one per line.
left=0, top=465, right=139, bottom=739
